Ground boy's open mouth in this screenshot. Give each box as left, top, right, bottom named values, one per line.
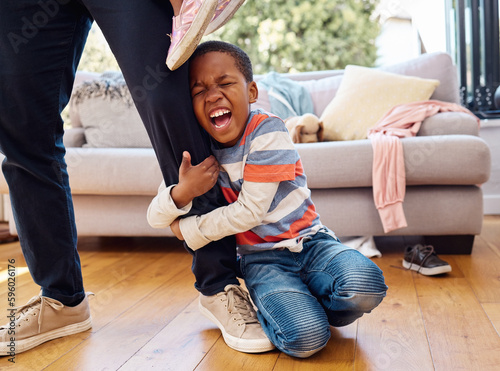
left=210, top=109, right=232, bottom=129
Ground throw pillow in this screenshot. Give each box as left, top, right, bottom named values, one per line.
left=297, top=74, right=344, bottom=117
left=320, top=65, right=440, bottom=141
left=71, top=73, right=152, bottom=148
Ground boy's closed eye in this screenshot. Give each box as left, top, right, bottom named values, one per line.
left=191, top=82, right=235, bottom=98
left=191, top=88, right=205, bottom=97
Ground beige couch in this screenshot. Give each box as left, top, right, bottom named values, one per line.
left=0, top=52, right=491, bottom=253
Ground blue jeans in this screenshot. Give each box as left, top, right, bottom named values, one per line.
left=0, top=0, right=239, bottom=305
left=240, top=229, right=388, bottom=358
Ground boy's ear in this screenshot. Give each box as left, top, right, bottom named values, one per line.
left=248, top=81, right=258, bottom=104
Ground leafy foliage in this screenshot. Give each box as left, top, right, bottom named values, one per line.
left=76, top=1, right=380, bottom=75
left=207, top=0, right=380, bottom=74
left=77, top=25, right=120, bottom=73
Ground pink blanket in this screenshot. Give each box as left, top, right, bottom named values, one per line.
left=367, top=100, right=479, bottom=233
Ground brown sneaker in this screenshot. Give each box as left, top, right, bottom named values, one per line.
left=0, top=292, right=93, bottom=355
left=199, top=284, right=275, bottom=353
left=403, top=244, right=452, bottom=275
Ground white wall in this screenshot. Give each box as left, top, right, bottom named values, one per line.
left=480, top=122, right=500, bottom=214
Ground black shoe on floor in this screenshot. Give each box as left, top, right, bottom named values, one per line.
left=402, top=244, right=452, bottom=276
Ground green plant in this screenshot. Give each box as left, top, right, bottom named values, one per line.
left=207, top=0, right=380, bottom=74
left=77, top=25, right=120, bottom=73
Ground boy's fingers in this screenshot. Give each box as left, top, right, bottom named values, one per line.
left=199, top=155, right=218, bottom=169
left=180, top=151, right=192, bottom=171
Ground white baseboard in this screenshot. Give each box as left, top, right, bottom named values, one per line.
left=484, top=194, right=500, bottom=215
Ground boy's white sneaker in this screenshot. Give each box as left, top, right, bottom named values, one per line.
left=199, top=284, right=275, bottom=353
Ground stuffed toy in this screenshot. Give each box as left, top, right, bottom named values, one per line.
left=285, top=113, right=324, bottom=143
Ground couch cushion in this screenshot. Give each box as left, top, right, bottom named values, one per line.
left=313, top=185, right=484, bottom=237
left=416, top=112, right=479, bottom=137
left=320, top=65, right=440, bottom=141
left=56, top=133, right=490, bottom=197
left=64, top=148, right=163, bottom=195
left=297, top=135, right=490, bottom=189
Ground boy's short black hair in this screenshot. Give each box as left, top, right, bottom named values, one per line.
left=191, top=41, right=253, bottom=83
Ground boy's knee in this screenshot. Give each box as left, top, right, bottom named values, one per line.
left=335, top=250, right=388, bottom=296
left=277, top=321, right=331, bottom=358
left=261, top=290, right=331, bottom=358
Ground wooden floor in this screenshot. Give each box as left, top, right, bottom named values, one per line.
left=0, top=216, right=499, bottom=371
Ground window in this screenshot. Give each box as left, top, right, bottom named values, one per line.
left=446, top=0, right=500, bottom=115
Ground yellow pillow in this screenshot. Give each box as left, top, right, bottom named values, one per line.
left=320, top=65, right=440, bottom=141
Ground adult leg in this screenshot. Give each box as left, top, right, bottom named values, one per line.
left=241, top=250, right=332, bottom=358
left=81, top=0, right=240, bottom=295
left=301, top=231, right=388, bottom=327
left=0, top=0, right=92, bottom=306
left=0, top=0, right=93, bottom=355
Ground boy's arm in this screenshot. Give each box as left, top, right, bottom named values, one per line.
left=147, top=180, right=192, bottom=228
left=147, top=151, right=220, bottom=229
left=178, top=180, right=280, bottom=249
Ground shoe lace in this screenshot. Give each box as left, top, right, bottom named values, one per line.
left=11, top=295, right=64, bottom=332
left=223, top=286, right=259, bottom=325
left=408, top=244, right=435, bottom=273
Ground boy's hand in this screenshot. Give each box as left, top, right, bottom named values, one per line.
left=171, top=151, right=220, bottom=209
left=170, top=218, right=184, bottom=240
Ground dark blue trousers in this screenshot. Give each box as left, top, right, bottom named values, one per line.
left=0, top=0, right=239, bottom=305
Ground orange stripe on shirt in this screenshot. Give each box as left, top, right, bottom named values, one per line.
left=221, top=187, right=239, bottom=204
left=269, top=204, right=318, bottom=241
left=239, top=114, right=268, bottom=146
left=295, top=159, right=304, bottom=177
left=236, top=230, right=266, bottom=246
left=244, top=163, right=296, bottom=182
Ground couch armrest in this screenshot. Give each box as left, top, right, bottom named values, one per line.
left=418, top=112, right=479, bottom=137
left=64, top=127, right=86, bottom=148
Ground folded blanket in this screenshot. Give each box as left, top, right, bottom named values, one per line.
left=257, top=72, right=314, bottom=120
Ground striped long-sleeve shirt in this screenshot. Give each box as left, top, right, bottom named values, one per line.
left=147, top=110, right=324, bottom=254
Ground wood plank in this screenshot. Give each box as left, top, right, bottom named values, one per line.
left=0, top=216, right=498, bottom=370
left=482, top=303, right=500, bottom=336
left=194, top=336, right=279, bottom=371
left=2, top=241, right=192, bottom=370
left=120, top=298, right=230, bottom=370
left=415, top=275, right=500, bottom=370
left=44, top=248, right=195, bottom=370
left=354, top=253, right=434, bottom=371
left=453, top=235, right=500, bottom=303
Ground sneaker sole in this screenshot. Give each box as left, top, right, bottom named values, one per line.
left=198, top=300, right=275, bottom=353
left=166, top=0, right=219, bottom=70
left=402, top=260, right=452, bottom=275
left=0, top=316, right=92, bottom=355
left=205, top=0, right=246, bottom=35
